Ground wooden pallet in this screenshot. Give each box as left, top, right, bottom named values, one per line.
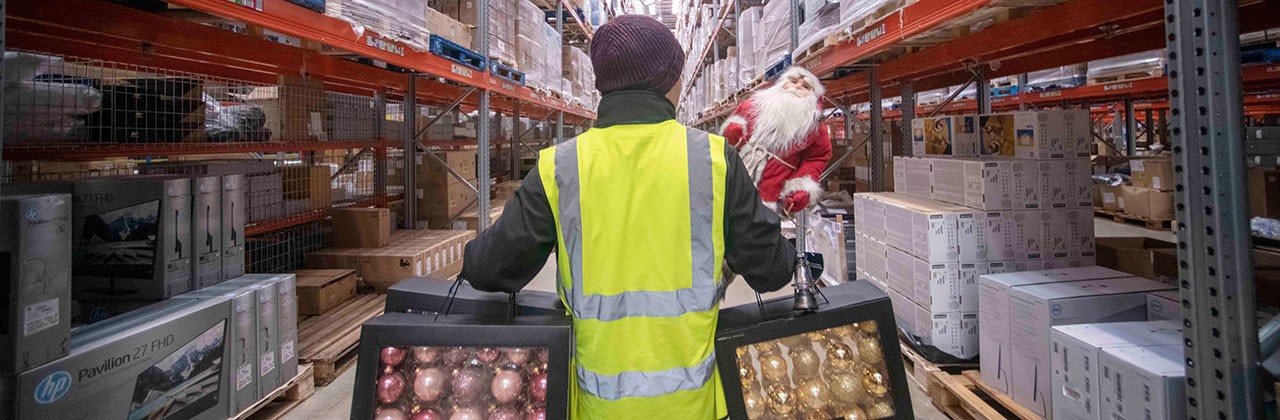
left=795, top=34, right=840, bottom=62
left=1094, top=208, right=1173, bottom=231
left=900, top=342, right=979, bottom=390
left=928, top=370, right=1040, bottom=420
left=234, top=364, right=317, bottom=420
left=297, top=293, right=386, bottom=385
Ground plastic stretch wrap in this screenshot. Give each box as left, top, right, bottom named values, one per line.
left=1024, top=64, right=1087, bottom=91
left=327, top=0, right=432, bottom=51
left=203, top=93, right=269, bottom=143
left=916, top=87, right=949, bottom=106
left=542, top=24, right=563, bottom=95
left=842, top=0, right=905, bottom=31
left=724, top=57, right=740, bottom=98
left=3, top=52, right=103, bottom=143
left=1087, top=50, right=1167, bottom=81
left=755, top=0, right=793, bottom=77
left=737, top=7, right=762, bottom=86
left=433, top=0, right=517, bottom=65
left=795, top=0, right=841, bottom=57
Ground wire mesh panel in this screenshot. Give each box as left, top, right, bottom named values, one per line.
left=245, top=219, right=331, bottom=273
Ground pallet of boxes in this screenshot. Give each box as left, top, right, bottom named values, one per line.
left=1095, top=156, right=1175, bottom=230
left=302, top=207, right=474, bottom=384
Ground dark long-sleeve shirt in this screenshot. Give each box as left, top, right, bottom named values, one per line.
left=461, top=90, right=794, bottom=295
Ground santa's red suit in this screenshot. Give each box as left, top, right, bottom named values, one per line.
left=721, top=66, right=832, bottom=213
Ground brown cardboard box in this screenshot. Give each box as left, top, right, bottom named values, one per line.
left=1130, top=158, right=1175, bottom=191
left=281, top=165, right=332, bottom=210
left=1096, top=237, right=1176, bottom=279
left=1248, top=168, right=1280, bottom=219
left=1154, top=248, right=1280, bottom=282
left=293, top=269, right=358, bottom=315
left=1099, top=185, right=1126, bottom=211
left=418, top=151, right=477, bottom=186
left=1122, top=186, right=1173, bottom=219
left=455, top=199, right=505, bottom=230
left=417, top=182, right=474, bottom=225
left=425, top=6, right=474, bottom=48
left=1092, top=186, right=1104, bottom=208
left=307, top=230, right=476, bottom=290
left=247, top=75, right=326, bottom=141
left=332, top=208, right=391, bottom=248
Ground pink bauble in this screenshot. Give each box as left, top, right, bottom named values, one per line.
left=488, top=406, right=523, bottom=420
left=377, top=372, right=407, bottom=403
left=502, top=348, right=530, bottom=365
left=375, top=407, right=408, bottom=420
left=450, top=407, right=484, bottom=420
left=534, top=349, right=549, bottom=365
left=411, top=410, right=444, bottom=420
left=524, top=408, right=546, bottom=420
left=414, top=367, right=449, bottom=402
left=527, top=371, right=547, bottom=403
left=382, top=347, right=408, bottom=367
left=476, top=347, right=501, bottom=364
left=491, top=369, right=525, bottom=403
left=444, top=347, right=473, bottom=366
left=452, top=367, right=487, bottom=402
left=414, top=347, right=442, bottom=364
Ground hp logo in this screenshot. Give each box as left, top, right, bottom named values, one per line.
left=24, top=208, right=39, bottom=221
left=34, top=371, right=72, bottom=404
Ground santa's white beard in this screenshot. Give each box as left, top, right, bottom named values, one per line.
left=749, top=86, right=820, bottom=154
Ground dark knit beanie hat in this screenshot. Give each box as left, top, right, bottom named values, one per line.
left=590, top=15, right=685, bottom=95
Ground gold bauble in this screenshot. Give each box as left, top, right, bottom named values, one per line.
left=859, top=321, right=879, bottom=335
left=738, top=362, right=758, bottom=387
left=861, top=366, right=890, bottom=398
left=778, top=334, right=806, bottom=349
left=743, top=389, right=767, bottom=419
left=803, top=330, right=827, bottom=343
left=790, top=346, right=822, bottom=379
left=796, top=378, right=831, bottom=411
left=765, top=384, right=796, bottom=416
left=866, top=400, right=895, bottom=418
left=840, top=405, right=869, bottom=420
left=736, top=347, right=748, bottom=359
left=753, top=340, right=779, bottom=354
left=857, top=336, right=884, bottom=365
left=758, top=352, right=790, bottom=383
left=827, top=371, right=869, bottom=406
left=824, top=342, right=856, bottom=371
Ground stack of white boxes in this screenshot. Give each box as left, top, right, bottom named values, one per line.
left=1049, top=321, right=1184, bottom=420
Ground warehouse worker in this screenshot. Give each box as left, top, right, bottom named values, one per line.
left=461, top=15, right=796, bottom=420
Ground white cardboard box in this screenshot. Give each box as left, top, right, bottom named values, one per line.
left=1041, top=256, right=1098, bottom=270
left=893, top=156, right=908, bottom=193
left=965, top=159, right=1041, bottom=211
left=855, top=193, right=887, bottom=240
left=980, top=109, right=1091, bottom=160
left=982, top=211, right=1022, bottom=261
left=1009, top=210, right=1046, bottom=260
left=858, top=233, right=888, bottom=283
left=912, top=303, right=980, bottom=359
left=871, top=193, right=963, bottom=263
left=1008, top=277, right=1176, bottom=417
left=957, top=211, right=990, bottom=263
left=1099, top=345, right=1185, bottom=420
left=886, top=245, right=916, bottom=297
left=881, top=196, right=917, bottom=253
left=913, top=116, right=979, bottom=158
left=1042, top=209, right=1073, bottom=259
left=885, top=283, right=915, bottom=337
left=1067, top=159, right=1094, bottom=207
left=912, top=259, right=970, bottom=313
left=987, top=260, right=1045, bottom=274
left=977, top=266, right=1133, bottom=394
left=905, top=157, right=934, bottom=198
left=1039, top=160, right=1072, bottom=209
left=1067, top=207, right=1097, bottom=258
left=931, top=158, right=967, bottom=205
left=1050, top=321, right=1183, bottom=420
left=1146, top=290, right=1181, bottom=321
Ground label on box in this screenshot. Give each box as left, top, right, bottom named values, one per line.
left=24, top=298, right=60, bottom=336
left=1153, top=177, right=1163, bottom=190
left=261, top=352, right=276, bottom=376
left=282, top=339, right=296, bottom=361
left=1131, top=160, right=1145, bottom=172
left=1118, top=197, right=1126, bottom=209
left=1103, top=192, right=1116, bottom=204
left=237, top=364, right=253, bottom=390
left=416, top=260, right=425, bottom=276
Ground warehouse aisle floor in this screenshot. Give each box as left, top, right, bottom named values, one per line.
left=282, top=218, right=1169, bottom=420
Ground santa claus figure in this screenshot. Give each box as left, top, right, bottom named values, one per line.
left=722, top=66, right=832, bottom=214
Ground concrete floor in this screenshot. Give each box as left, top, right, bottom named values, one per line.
left=282, top=218, right=1168, bottom=420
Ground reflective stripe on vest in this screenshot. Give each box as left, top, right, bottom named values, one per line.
left=549, top=126, right=723, bottom=402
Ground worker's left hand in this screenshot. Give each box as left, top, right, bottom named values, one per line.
left=782, top=190, right=811, bottom=214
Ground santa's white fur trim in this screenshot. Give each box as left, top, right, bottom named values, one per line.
left=720, top=115, right=748, bottom=135
left=780, top=176, right=823, bottom=207
left=778, top=66, right=825, bottom=97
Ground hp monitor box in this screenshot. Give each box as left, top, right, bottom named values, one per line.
left=183, top=285, right=260, bottom=415
left=221, top=277, right=281, bottom=391
left=977, top=266, right=1131, bottom=394
left=1, top=194, right=73, bottom=375
left=15, top=296, right=233, bottom=420
left=715, top=281, right=914, bottom=419
left=1049, top=321, right=1182, bottom=420
left=193, top=176, right=223, bottom=289
left=1008, top=276, right=1174, bottom=417
left=350, top=312, right=572, bottom=420
left=221, top=174, right=247, bottom=280
left=225, top=274, right=298, bottom=389
left=385, top=277, right=564, bottom=316
left=78, top=176, right=194, bottom=300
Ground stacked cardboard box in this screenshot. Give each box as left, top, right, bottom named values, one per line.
left=434, top=0, right=517, bottom=65
left=1250, top=167, right=1280, bottom=219
left=1121, top=157, right=1175, bottom=220
left=306, top=229, right=475, bottom=290
left=1049, top=321, right=1183, bottom=420
left=425, top=6, right=474, bottom=48
left=415, top=151, right=477, bottom=228
left=8, top=159, right=136, bottom=182
left=754, top=0, right=792, bottom=76
left=562, top=46, right=597, bottom=107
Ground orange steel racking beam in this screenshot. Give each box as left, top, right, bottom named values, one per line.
left=244, top=193, right=404, bottom=236
left=799, top=0, right=990, bottom=77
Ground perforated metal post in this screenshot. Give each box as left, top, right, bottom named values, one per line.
left=1165, top=0, right=1260, bottom=418
left=0, top=0, right=6, bottom=193
left=869, top=67, right=883, bottom=192
left=477, top=0, right=492, bottom=230
left=1124, top=97, right=1137, bottom=155
left=403, top=74, right=417, bottom=227
left=788, top=0, right=800, bottom=50
left=975, top=66, right=990, bottom=115
left=512, top=102, right=521, bottom=180
left=556, top=0, right=565, bottom=146
left=900, top=83, right=914, bottom=157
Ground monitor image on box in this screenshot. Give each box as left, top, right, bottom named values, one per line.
left=127, top=320, right=226, bottom=420
left=78, top=200, right=162, bottom=283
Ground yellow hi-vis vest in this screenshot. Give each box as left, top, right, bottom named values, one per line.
left=538, top=120, right=729, bottom=419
